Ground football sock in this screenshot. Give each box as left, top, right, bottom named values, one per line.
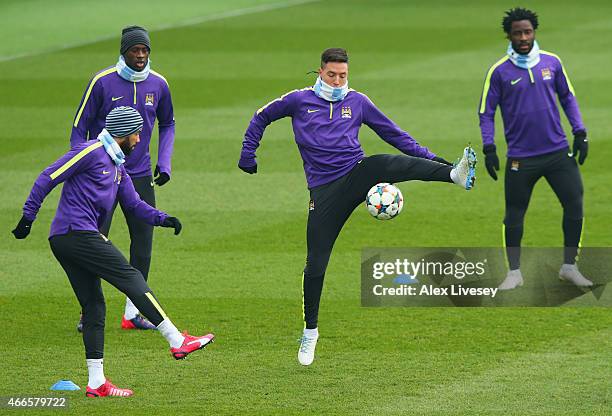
left=450, top=167, right=458, bottom=183
left=124, top=297, right=139, bottom=320
left=86, top=358, right=105, bottom=389
left=304, top=327, right=319, bottom=338
left=157, top=319, right=184, bottom=348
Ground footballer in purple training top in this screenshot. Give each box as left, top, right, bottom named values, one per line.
left=239, top=47, right=477, bottom=366
left=478, top=8, right=592, bottom=290
left=13, top=106, right=214, bottom=398
left=70, top=25, right=176, bottom=330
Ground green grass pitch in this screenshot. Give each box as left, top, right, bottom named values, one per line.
left=0, top=0, right=611, bottom=414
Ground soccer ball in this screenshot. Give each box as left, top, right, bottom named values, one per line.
left=365, top=183, right=403, bottom=220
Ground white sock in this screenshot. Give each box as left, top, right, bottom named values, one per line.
left=124, top=297, right=139, bottom=320
left=304, top=327, right=319, bottom=338
left=450, top=167, right=459, bottom=184
left=157, top=319, right=184, bottom=348
left=86, top=358, right=105, bottom=389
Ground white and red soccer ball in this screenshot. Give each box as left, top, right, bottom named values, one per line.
left=365, top=183, right=403, bottom=220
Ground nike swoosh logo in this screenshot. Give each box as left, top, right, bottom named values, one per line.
left=307, top=109, right=319, bottom=113
left=102, top=170, right=110, bottom=174
left=111, top=96, right=124, bottom=101
left=567, top=152, right=574, bottom=157
left=511, top=78, right=522, bottom=86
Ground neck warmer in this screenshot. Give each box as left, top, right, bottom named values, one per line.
left=507, top=40, right=540, bottom=69
left=98, top=129, right=125, bottom=166
left=313, top=76, right=349, bottom=102
left=116, top=55, right=150, bottom=82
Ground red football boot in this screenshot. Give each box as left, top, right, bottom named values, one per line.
left=170, top=332, right=215, bottom=360
left=86, top=380, right=133, bottom=398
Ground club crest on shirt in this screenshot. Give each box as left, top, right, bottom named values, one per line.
left=145, top=93, right=155, bottom=106
left=309, top=200, right=315, bottom=211
left=541, top=68, right=552, bottom=81
left=511, top=160, right=520, bottom=171
left=341, top=106, right=352, bottom=119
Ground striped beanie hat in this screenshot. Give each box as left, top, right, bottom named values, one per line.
left=105, top=106, right=143, bottom=138
left=120, top=25, right=150, bottom=54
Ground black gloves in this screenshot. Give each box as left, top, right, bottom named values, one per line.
left=154, top=166, right=170, bottom=186
left=572, top=131, right=588, bottom=165
left=483, top=144, right=500, bottom=181
left=432, top=156, right=453, bottom=166
left=12, top=216, right=33, bottom=239
left=238, top=162, right=257, bottom=174
left=161, top=216, right=182, bottom=235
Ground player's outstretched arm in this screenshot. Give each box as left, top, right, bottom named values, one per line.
left=361, top=94, right=435, bottom=160
left=14, top=143, right=101, bottom=239
left=238, top=90, right=297, bottom=174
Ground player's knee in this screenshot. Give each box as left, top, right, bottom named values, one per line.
left=304, top=264, right=325, bottom=278
left=304, top=252, right=331, bottom=277
left=304, top=248, right=331, bottom=276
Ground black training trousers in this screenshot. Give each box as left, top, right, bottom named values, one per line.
left=503, top=148, right=584, bottom=270
left=50, top=231, right=167, bottom=359
left=302, top=154, right=453, bottom=329
left=100, top=175, right=155, bottom=281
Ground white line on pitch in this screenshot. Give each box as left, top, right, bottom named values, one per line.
left=0, top=0, right=319, bottom=63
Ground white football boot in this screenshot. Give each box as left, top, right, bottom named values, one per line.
left=498, top=269, right=524, bottom=290
left=450, top=146, right=477, bottom=190
left=298, top=328, right=319, bottom=366
left=559, top=264, right=593, bottom=287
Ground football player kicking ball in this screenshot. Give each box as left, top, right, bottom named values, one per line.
left=12, top=107, right=214, bottom=397
left=238, top=48, right=476, bottom=366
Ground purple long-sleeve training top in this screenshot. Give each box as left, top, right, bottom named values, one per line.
left=478, top=51, right=586, bottom=158
left=70, top=66, right=175, bottom=177
left=240, top=87, right=436, bottom=189
left=23, top=141, right=168, bottom=238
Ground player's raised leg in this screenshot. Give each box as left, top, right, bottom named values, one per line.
left=345, top=146, right=476, bottom=192
left=52, top=232, right=214, bottom=364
